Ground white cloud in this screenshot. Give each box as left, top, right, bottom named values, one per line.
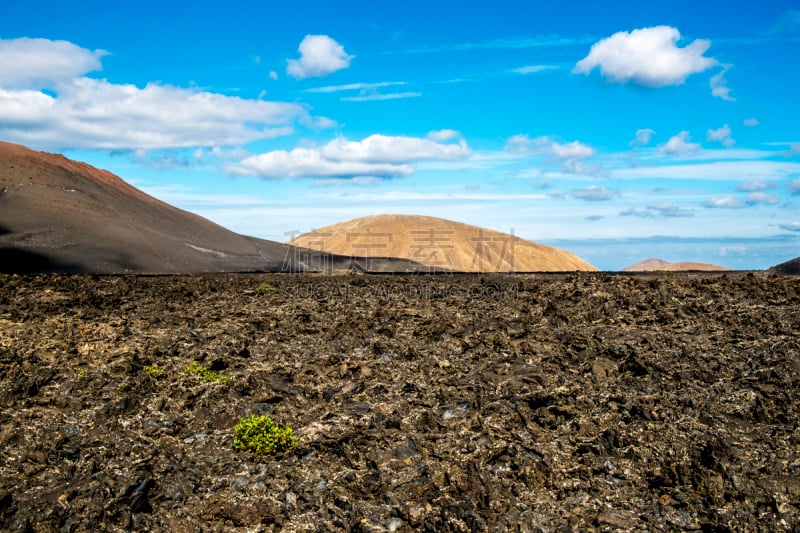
left=286, top=35, right=353, bottom=79
left=620, top=202, right=694, bottom=218
left=790, top=177, right=800, bottom=195
left=780, top=222, right=800, bottom=232
left=507, top=134, right=600, bottom=175
left=506, top=134, right=595, bottom=159
left=0, top=77, right=305, bottom=150
left=269, top=70, right=279, bottom=80
left=738, top=180, right=774, bottom=192
left=0, top=37, right=106, bottom=89
left=745, top=192, right=780, bottom=205
left=427, top=129, right=461, bottom=142
left=743, top=118, right=760, bottom=127
left=305, top=81, right=420, bottom=102
left=707, top=124, right=735, bottom=147
left=306, top=81, right=406, bottom=93
left=573, top=26, right=717, bottom=87
left=513, top=65, right=559, bottom=75
left=552, top=141, right=595, bottom=160
left=709, top=65, right=735, bottom=102
left=705, top=196, right=745, bottom=209
left=571, top=186, right=617, bottom=201
left=0, top=37, right=313, bottom=151
left=340, top=91, right=421, bottom=102
left=630, top=128, right=656, bottom=147
left=660, top=131, right=700, bottom=155
left=227, top=134, right=471, bottom=179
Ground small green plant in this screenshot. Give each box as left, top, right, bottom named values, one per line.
left=255, top=282, right=277, bottom=294
left=144, top=365, right=165, bottom=378
left=74, top=368, right=87, bottom=380
left=233, top=415, right=297, bottom=456
left=183, top=361, right=231, bottom=384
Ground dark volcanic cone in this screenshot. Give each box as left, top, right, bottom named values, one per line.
left=0, top=141, right=419, bottom=273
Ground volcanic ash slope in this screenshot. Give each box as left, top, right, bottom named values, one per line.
left=289, top=214, right=597, bottom=272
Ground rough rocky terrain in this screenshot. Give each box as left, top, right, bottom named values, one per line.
left=1, top=271, right=799, bottom=531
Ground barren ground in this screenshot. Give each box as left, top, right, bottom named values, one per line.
left=0, top=272, right=798, bottom=531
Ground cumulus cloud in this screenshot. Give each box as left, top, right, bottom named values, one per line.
left=629, top=128, right=656, bottom=147
left=0, top=37, right=106, bottom=89
left=0, top=78, right=305, bottom=150
left=709, top=65, right=735, bottom=102
left=706, top=124, right=735, bottom=147
left=286, top=35, right=353, bottom=79
left=506, top=134, right=600, bottom=175
left=738, top=180, right=774, bottom=192
left=573, top=26, right=717, bottom=87
left=506, top=135, right=595, bottom=158
left=0, top=37, right=310, bottom=151
left=659, top=131, right=700, bottom=155
left=745, top=192, right=780, bottom=205
left=570, top=186, right=617, bottom=201
left=743, top=118, right=760, bottom=127
left=227, top=134, right=471, bottom=179
left=780, top=222, right=800, bottom=232
left=704, top=196, right=744, bottom=209
left=620, top=202, right=694, bottom=218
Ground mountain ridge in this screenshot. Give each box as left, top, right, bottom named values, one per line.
left=0, top=141, right=419, bottom=273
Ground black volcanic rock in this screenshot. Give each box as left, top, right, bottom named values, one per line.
left=1, top=272, right=798, bottom=530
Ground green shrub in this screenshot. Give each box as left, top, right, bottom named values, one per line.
left=256, top=282, right=277, bottom=294
left=233, top=415, right=297, bottom=456
left=144, top=365, right=165, bottom=378
left=184, top=360, right=231, bottom=384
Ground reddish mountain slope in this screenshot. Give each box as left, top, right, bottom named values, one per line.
left=0, top=141, right=418, bottom=273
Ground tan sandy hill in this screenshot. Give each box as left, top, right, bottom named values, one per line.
left=0, top=141, right=419, bottom=273
left=623, top=258, right=731, bottom=272
left=288, top=214, right=597, bottom=272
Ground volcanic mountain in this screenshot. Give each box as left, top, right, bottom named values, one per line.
left=769, top=256, right=800, bottom=275
left=0, top=141, right=418, bottom=273
left=622, top=258, right=731, bottom=272
left=288, top=214, right=597, bottom=272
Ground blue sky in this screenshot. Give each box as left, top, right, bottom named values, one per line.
left=2, top=1, right=799, bottom=270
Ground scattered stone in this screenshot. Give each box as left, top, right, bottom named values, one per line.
left=0, top=272, right=798, bottom=530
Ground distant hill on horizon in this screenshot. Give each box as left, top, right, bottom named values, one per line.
left=622, top=258, right=731, bottom=272
left=769, top=256, right=800, bottom=275
left=0, top=141, right=419, bottom=274
left=289, top=214, right=597, bottom=272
